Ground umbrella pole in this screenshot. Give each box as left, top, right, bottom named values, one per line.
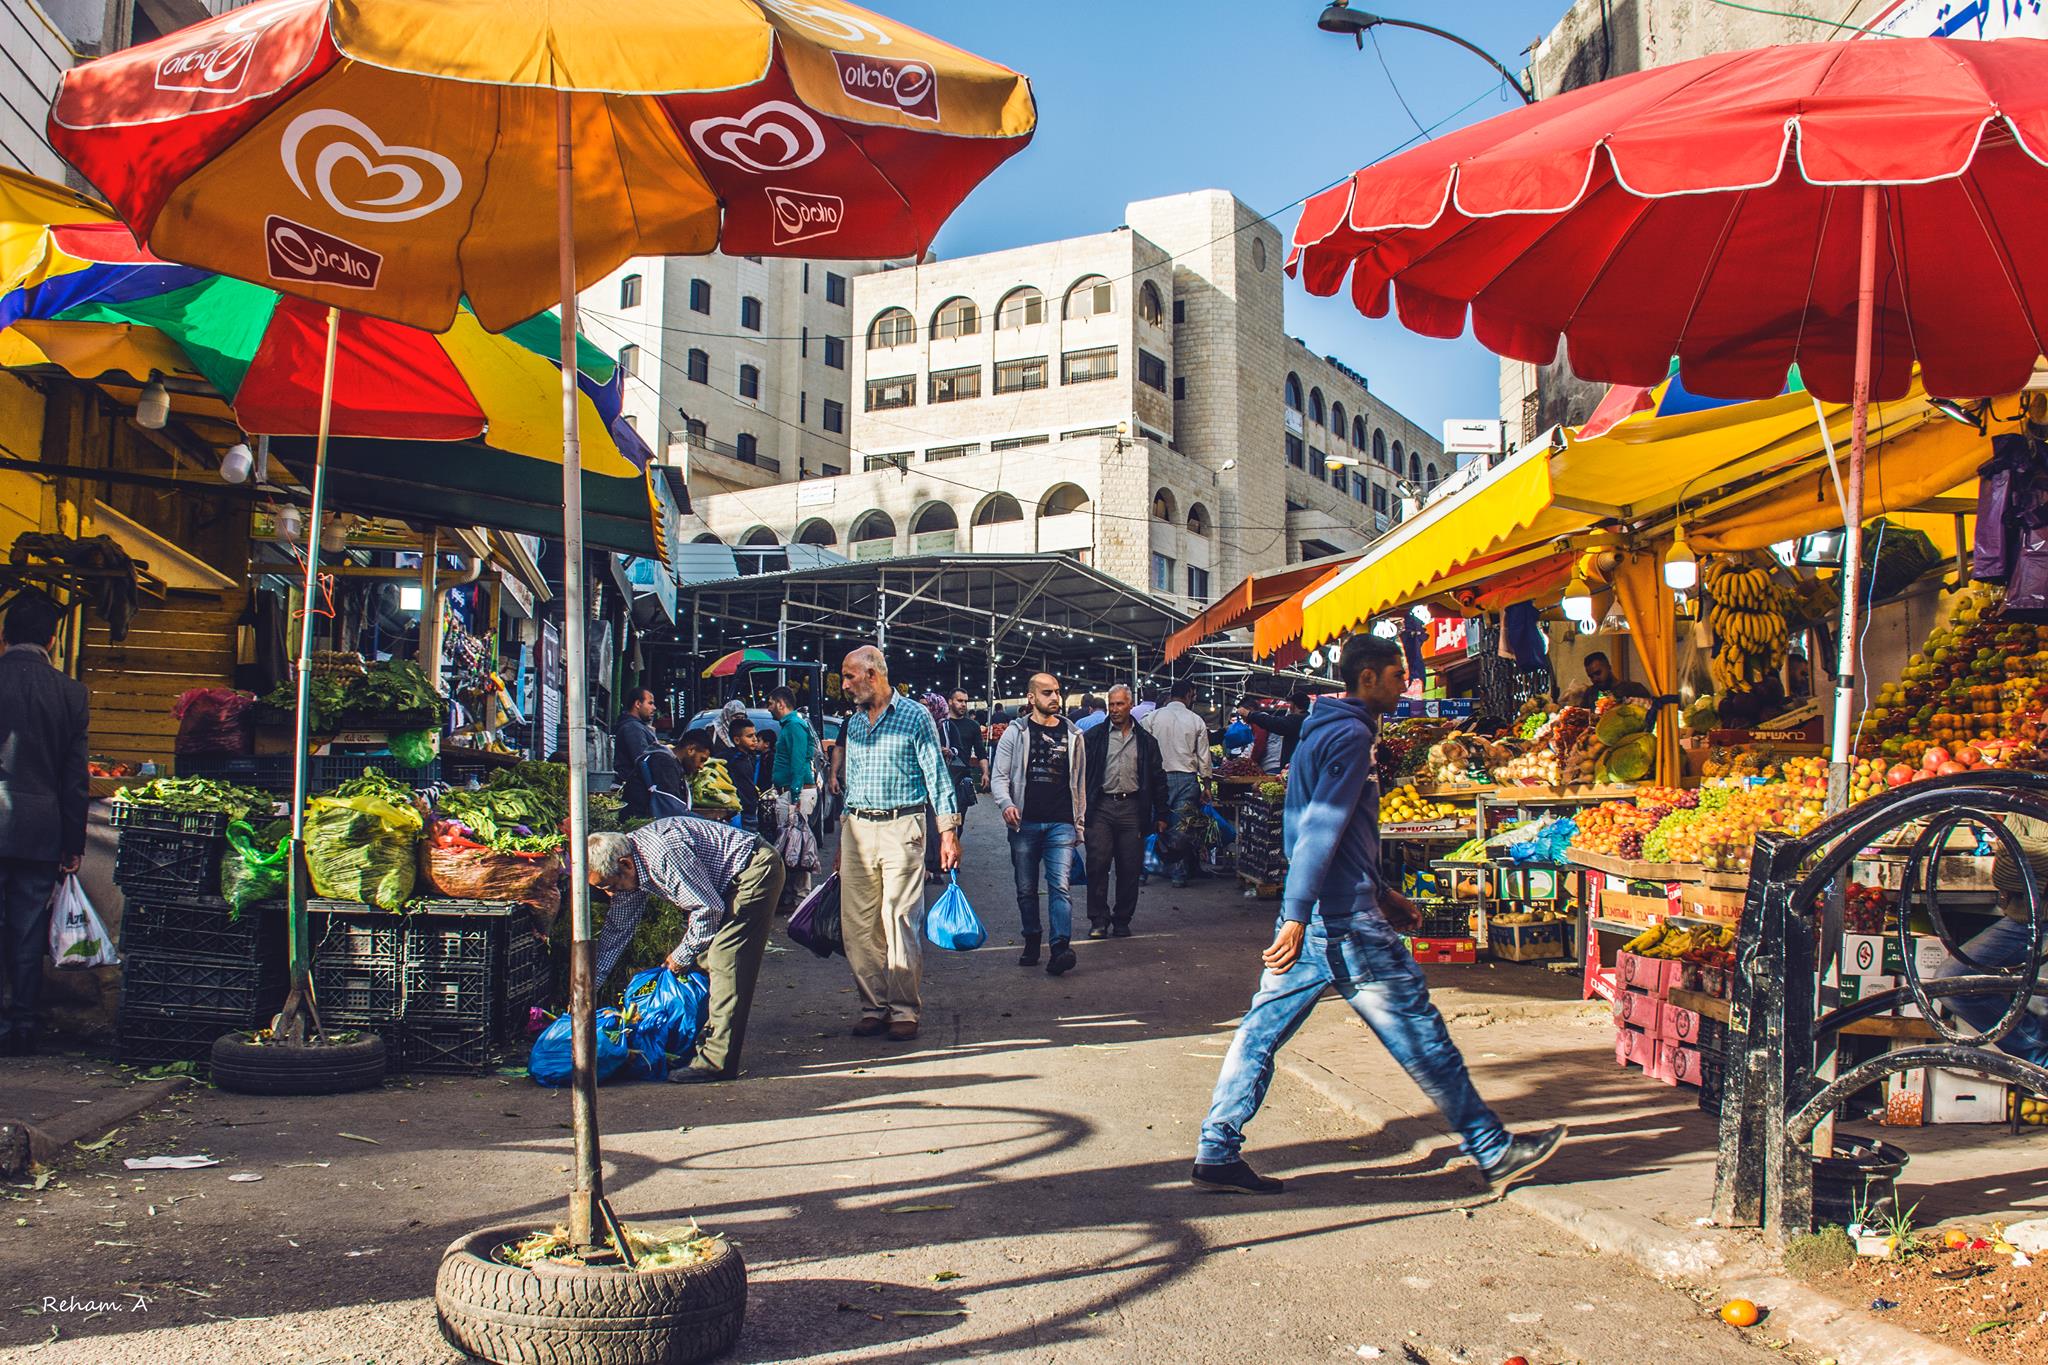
left=1828, top=185, right=1880, bottom=810
left=556, top=89, right=605, bottom=1254
left=281, top=305, right=342, bottom=1044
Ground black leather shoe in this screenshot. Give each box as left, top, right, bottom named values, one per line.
left=1481, top=1125, right=1567, bottom=1201
left=1046, top=940, right=1077, bottom=976
left=1086, top=926, right=1108, bottom=940
left=1018, top=935, right=1042, bottom=966
left=1111, top=924, right=1133, bottom=938
left=667, top=1063, right=730, bottom=1084
left=1191, top=1159, right=1284, bottom=1194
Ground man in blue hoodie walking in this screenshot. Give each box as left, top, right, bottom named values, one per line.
left=1192, top=633, right=1565, bottom=1198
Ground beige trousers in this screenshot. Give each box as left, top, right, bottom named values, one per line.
left=840, top=811, right=927, bottom=1022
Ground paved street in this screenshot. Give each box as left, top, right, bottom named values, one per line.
left=1, top=807, right=1805, bottom=1364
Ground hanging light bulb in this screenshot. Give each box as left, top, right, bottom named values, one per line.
left=275, top=503, right=304, bottom=542
left=219, top=442, right=254, bottom=484
left=1663, top=527, right=1698, bottom=592
left=1308, top=648, right=1326, bottom=669
left=319, top=515, right=352, bottom=554
left=1562, top=572, right=1595, bottom=626
left=136, top=378, right=170, bottom=430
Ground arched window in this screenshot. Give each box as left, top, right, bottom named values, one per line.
left=910, top=502, right=959, bottom=534
left=1308, top=388, right=1325, bottom=427
left=1392, top=439, right=1405, bottom=473
left=1285, top=373, right=1303, bottom=412
left=1040, top=483, right=1090, bottom=517
left=1353, top=415, right=1368, bottom=448
left=851, top=510, right=896, bottom=543
left=868, top=307, right=916, bottom=348
left=691, top=532, right=724, bottom=545
left=1425, top=463, right=1439, bottom=488
left=1137, top=281, right=1165, bottom=326
left=1151, top=487, right=1177, bottom=523
left=1330, top=402, right=1347, bottom=442
left=931, top=296, right=979, bottom=340
left=1186, top=502, right=1212, bottom=537
left=996, top=286, right=1045, bottom=330
left=794, top=518, right=837, bottom=546
left=1373, top=429, right=1387, bottom=465
left=974, top=493, right=1024, bottom=525
left=741, top=526, right=778, bottom=546
left=736, top=432, right=759, bottom=461
left=1409, top=452, right=1422, bottom=482
left=1064, top=275, right=1114, bottom=320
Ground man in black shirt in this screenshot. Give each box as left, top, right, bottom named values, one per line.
left=941, top=690, right=987, bottom=811
left=991, top=672, right=1088, bottom=976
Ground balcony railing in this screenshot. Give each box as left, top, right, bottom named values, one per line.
left=673, top=431, right=781, bottom=475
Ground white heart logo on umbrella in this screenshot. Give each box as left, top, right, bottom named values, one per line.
left=760, top=0, right=894, bottom=46
left=688, top=101, right=827, bottom=174
left=280, top=108, right=463, bottom=224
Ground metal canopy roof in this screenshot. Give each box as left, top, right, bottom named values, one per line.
left=674, top=553, right=1194, bottom=686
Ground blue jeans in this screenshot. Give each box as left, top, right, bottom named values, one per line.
left=1163, top=772, right=1201, bottom=882
left=1198, top=914, right=1512, bottom=1170
left=1937, top=916, right=2048, bottom=1066
left=1009, top=821, right=1076, bottom=943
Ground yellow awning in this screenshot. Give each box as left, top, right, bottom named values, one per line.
left=1297, top=380, right=2011, bottom=652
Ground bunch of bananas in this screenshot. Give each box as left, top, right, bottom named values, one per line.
left=1704, top=556, right=1789, bottom=694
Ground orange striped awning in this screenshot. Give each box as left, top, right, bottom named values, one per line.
left=1162, top=557, right=1357, bottom=662
left=1252, top=560, right=1361, bottom=663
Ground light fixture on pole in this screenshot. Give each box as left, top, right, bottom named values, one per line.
left=136, top=376, right=170, bottom=430
left=1316, top=1, right=1535, bottom=104
left=1562, top=571, right=1595, bottom=626
left=1663, top=525, right=1698, bottom=592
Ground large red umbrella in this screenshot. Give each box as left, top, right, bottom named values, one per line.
left=1289, top=36, right=2048, bottom=782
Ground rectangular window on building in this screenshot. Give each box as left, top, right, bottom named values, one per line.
left=822, top=462, right=843, bottom=477
left=685, top=418, right=707, bottom=440
left=800, top=326, right=809, bottom=358
left=926, top=443, right=978, bottom=462
left=687, top=348, right=709, bottom=383
left=929, top=365, right=982, bottom=403
left=1373, top=485, right=1388, bottom=512
left=1309, top=447, right=1327, bottom=478
left=1286, top=434, right=1305, bottom=468
left=617, top=343, right=639, bottom=377
left=1137, top=349, right=1167, bottom=392
left=803, top=263, right=811, bottom=294
left=991, top=434, right=1050, bottom=451
left=619, top=274, right=642, bottom=309
left=799, top=391, right=807, bottom=423
left=866, top=375, right=914, bottom=411
left=823, top=399, right=844, bottom=433
left=736, top=433, right=759, bottom=461
left=689, top=278, right=711, bottom=314
left=1186, top=565, right=1210, bottom=600
left=1062, top=346, right=1118, bottom=384
left=864, top=452, right=911, bottom=473
left=741, top=296, right=763, bottom=331
left=739, top=364, right=761, bottom=400
left=824, top=334, right=846, bottom=369
left=994, top=356, right=1049, bottom=394
left=1173, top=376, right=1187, bottom=401
left=1061, top=426, right=1118, bottom=441
left=826, top=271, right=847, bottom=305
left=1172, top=299, right=1186, bottom=324
left=1353, top=473, right=1369, bottom=503
left=1151, top=553, right=1176, bottom=594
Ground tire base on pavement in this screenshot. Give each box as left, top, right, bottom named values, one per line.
left=208, top=1031, right=387, bottom=1096
left=435, top=1222, right=747, bottom=1365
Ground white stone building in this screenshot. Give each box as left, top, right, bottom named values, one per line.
left=576, top=253, right=894, bottom=499
left=690, top=188, right=1444, bottom=607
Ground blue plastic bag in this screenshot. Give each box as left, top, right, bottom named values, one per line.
left=622, top=966, right=712, bottom=1061
left=1204, top=803, right=1236, bottom=847
left=925, top=872, right=986, bottom=951
left=1144, top=833, right=1163, bottom=875
left=528, top=1006, right=636, bottom=1087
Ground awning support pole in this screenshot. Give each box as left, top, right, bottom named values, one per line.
left=557, top=90, right=604, bottom=1254
left=1828, top=185, right=1879, bottom=807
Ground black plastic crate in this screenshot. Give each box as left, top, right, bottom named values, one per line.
left=391, top=1019, right=494, bottom=1075
left=308, top=901, right=405, bottom=964
left=314, top=957, right=404, bottom=1023
left=1698, top=1050, right=1726, bottom=1118
left=337, top=709, right=443, bottom=733
left=121, top=897, right=284, bottom=961
left=1414, top=901, right=1474, bottom=938
left=312, top=753, right=441, bottom=790
left=108, top=802, right=237, bottom=837
left=115, top=1010, right=236, bottom=1074
left=404, top=959, right=494, bottom=1022
left=175, top=755, right=294, bottom=791
left=405, top=902, right=524, bottom=971
left=120, top=950, right=287, bottom=1022
left=113, top=829, right=225, bottom=899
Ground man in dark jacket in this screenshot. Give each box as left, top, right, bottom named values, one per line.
left=1192, top=633, right=1563, bottom=1198
left=0, top=593, right=89, bottom=1056
left=1242, top=690, right=1312, bottom=771
left=614, top=687, right=662, bottom=817
left=1083, top=684, right=1170, bottom=939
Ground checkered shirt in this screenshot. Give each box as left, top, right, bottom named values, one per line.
left=843, top=695, right=960, bottom=829
left=593, top=817, right=759, bottom=987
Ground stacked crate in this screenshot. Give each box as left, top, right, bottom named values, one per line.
left=113, top=805, right=285, bottom=1074
left=307, top=901, right=405, bottom=1034
left=1234, top=798, right=1287, bottom=890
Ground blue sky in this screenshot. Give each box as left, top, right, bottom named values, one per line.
left=885, top=1, right=1556, bottom=436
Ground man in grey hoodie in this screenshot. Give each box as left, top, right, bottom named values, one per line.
left=993, top=672, right=1088, bottom=976
left=1191, top=633, right=1564, bottom=1198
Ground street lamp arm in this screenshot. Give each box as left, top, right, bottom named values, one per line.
left=1317, top=4, right=1535, bottom=105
